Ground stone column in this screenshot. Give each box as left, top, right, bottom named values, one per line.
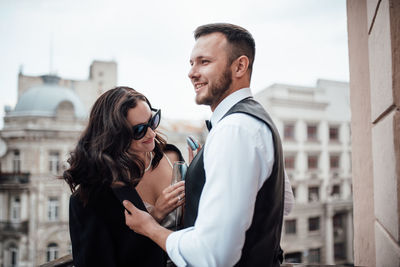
left=325, top=205, right=334, bottom=264
left=346, top=210, right=354, bottom=263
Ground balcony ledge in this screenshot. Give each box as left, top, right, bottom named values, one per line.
left=38, top=254, right=355, bottom=267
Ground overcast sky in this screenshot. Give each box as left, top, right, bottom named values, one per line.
left=0, top=0, right=349, bottom=128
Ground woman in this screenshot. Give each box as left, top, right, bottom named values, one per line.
left=63, top=87, right=185, bottom=267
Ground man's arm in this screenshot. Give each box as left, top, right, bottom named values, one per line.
left=123, top=200, right=171, bottom=251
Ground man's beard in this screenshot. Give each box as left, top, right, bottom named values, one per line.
left=196, top=67, right=232, bottom=106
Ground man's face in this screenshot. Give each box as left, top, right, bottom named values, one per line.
left=188, top=32, right=233, bottom=110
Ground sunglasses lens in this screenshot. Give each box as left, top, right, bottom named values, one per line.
left=131, top=110, right=160, bottom=140
left=133, top=125, right=147, bottom=140
left=151, top=112, right=160, bottom=130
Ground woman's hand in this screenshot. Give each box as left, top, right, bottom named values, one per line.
left=151, top=181, right=185, bottom=222
left=188, top=144, right=202, bottom=164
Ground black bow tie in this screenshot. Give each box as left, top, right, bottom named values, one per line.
left=205, top=120, right=212, bottom=131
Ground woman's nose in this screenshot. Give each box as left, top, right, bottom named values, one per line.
left=145, top=127, right=156, bottom=138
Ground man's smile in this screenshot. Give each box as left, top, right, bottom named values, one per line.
left=194, top=82, right=207, bottom=93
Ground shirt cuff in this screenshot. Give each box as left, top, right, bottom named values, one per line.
left=166, top=227, right=194, bottom=267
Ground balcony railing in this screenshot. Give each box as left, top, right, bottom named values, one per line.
left=0, top=220, right=29, bottom=235
left=0, top=172, right=30, bottom=184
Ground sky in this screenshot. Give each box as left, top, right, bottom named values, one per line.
left=0, top=0, right=349, bottom=129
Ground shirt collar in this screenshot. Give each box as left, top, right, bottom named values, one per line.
left=210, top=88, right=252, bottom=127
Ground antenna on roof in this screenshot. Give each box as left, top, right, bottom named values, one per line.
left=49, top=33, right=54, bottom=75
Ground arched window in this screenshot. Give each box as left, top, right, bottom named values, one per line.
left=46, top=243, right=58, bottom=262
left=5, top=243, right=18, bottom=267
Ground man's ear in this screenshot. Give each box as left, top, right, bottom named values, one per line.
left=233, top=56, right=249, bottom=78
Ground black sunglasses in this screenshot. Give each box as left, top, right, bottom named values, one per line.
left=131, top=109, right=161, bottom=140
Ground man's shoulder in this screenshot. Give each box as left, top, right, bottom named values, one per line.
left=218, top=112, right=268, bottom=130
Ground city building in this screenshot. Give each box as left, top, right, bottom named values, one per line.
left=0, top=61, right=117, bottom=267
left=255, top=79, right=353, bottom=265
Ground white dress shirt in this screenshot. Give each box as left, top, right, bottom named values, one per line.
left=166, top=88, right=291, bottom=266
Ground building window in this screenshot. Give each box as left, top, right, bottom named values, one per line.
left=7, top=244, right=18, bottom=267
left=308, top=248, right=321, bottom=263
left=307, top=124, right=318, bottom=141
left=285, top=219, right=297, bottom=235
left=333, top=213, right=345, bottom=239
left=283, top=123, right=295, bottom=140
left=307, top=155, right=318, bottom=170
left=308, top=217, right=320, bottom=231
left=334, top=242, right=346, bottom=261
left=49, top=151, right=60, bottom=175
left=284, top=155, right=295, bottom=169
left=285, top=252, right=302, bottom=263
left=48, top=197, right=59, bottom=221
left=46, top=243, right=59, bottom=262
left=330, top=154, right=340, bottom=170
left=331, top=185, right=341, bottom=199
left=12, top=150, right=21, bottom=173
left=329, top=126, right=339, bottom=142
left=10, top=196, right=21, bottom=222
left=308, top=186, right=319, bottom=202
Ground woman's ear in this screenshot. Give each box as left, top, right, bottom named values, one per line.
left=233, top=56, right=250, bottom=78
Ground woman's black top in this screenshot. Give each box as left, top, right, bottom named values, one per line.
left=69, top=144, right=183, bottom=267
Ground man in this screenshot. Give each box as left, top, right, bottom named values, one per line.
left=123, top=23, right=287, bottom=266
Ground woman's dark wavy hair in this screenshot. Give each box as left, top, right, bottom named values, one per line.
left=63, top=86, right=166, bottom=204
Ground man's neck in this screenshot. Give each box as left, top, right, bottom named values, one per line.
left=210, top=84, right=249, bottom=112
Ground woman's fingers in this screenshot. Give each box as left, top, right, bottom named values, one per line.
left=164, top=180, right=185, bottom=194
left=188, top=147, right=194, bottom=164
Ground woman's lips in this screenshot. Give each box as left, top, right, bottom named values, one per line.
left=143, top=138, right=154, bottom=144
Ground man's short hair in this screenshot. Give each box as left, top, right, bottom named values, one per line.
left=194, top=23, right=256, bottom=76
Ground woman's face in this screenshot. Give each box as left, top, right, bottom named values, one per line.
left=127, top=100, right=156, bottom=154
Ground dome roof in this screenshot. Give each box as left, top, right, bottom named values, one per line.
left=10, top=75, right=87, bottom=119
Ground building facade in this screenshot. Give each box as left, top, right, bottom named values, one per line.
left=255, top=79, right=354, bottom=265
left=0, top=61, right=117, bottom=267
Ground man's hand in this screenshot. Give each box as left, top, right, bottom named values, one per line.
left=123, top=200, right=156, bottom=236
left=123, top=200, right=172, bottom=251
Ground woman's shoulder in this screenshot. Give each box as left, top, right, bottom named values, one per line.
left=70, top=185, right=115, bottom=211
left=164, top=143, right=184, bottom=161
